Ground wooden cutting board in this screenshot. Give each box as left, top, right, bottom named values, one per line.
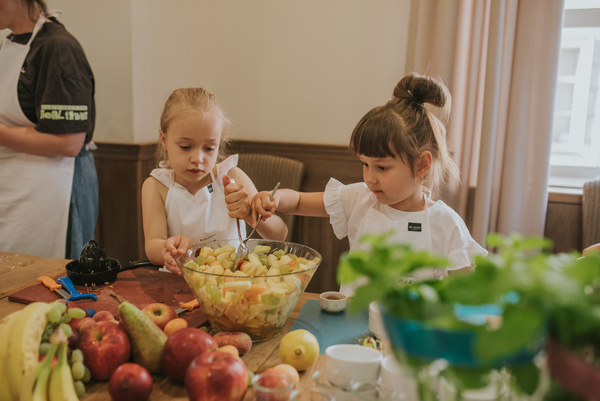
left=8, top=268, right=208, bottom=328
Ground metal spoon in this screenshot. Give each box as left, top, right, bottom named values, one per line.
left=234, top=182, right=280, bottom=269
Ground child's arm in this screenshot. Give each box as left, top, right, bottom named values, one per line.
left=225, top=168, right=288, bottom=241
left=253, top=189, right=328, bottom=219
left=141, top=177, right=185, bottom=274
left=583, top=243, right=600, bottom=256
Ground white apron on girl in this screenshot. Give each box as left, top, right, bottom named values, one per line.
left=150, top=155, right=244, bottom=244
left=340, top=191, right=445, bottom=296
left=0, top=16, right=74, bottom=258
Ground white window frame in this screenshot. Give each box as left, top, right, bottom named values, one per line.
left=548, top=2, right=600, bottom=189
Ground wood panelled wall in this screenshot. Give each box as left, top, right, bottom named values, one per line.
left=93, top=141, right=583, bottom=294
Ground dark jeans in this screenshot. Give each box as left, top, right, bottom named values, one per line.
left=66, top=147, right=99, bottom=259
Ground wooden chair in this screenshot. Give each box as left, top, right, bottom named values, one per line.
left=237, top=153, right=305, bottom=241
left=583, top=178, right=600, bottom=249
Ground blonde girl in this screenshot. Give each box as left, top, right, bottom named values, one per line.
left=142, top=88, right=287, bottom=273
left=252, top=73, right=487, bottom=294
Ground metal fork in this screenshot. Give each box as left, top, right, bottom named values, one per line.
left=233, top=182, right=280, bottom=269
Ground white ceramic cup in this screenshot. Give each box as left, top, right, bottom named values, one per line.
left=380, top=355, right=418, bottom=401
left=368, top=302, right=389, bottom=342
left=325, top=344, right=383, bottom=389
left=320, top=291, right=347, bottom=313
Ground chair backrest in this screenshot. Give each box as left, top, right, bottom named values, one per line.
left=583, top=178, right=600, bottom=248
left=237, top=153, right=305, bottom=241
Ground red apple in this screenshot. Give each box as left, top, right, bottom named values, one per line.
left=77, top=321, right=131, bottom=380
left=142, top=302, right=177, bottom=330
left=185, top=351, right=248, bottom=401
left=108, top=363, right=153, bottom=401
left=162, top=327, right=217, bottom=383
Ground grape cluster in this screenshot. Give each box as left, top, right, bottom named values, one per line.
left=39, top=303, right=92, bottom=398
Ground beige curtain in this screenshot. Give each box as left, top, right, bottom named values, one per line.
left=405, top=0, right=564, bottom=245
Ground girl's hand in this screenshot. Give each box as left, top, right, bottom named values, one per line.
left=223, top=175, right=252, bottom=220
left=162, top=235, right=193, bottom=275
left=252, top=191, right=279, bottom=221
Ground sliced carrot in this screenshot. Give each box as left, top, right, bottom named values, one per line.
left=239, top=261, right=251, bottom=272
left=289, top=257, right=306, bottom=268
left=243, top=284, right=268, bottom=302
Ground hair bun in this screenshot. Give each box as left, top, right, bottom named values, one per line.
left=392, top=72, right=448, bottom=109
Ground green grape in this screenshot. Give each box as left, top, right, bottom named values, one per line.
left=67, top=308, right=86, bottom=320
left=41, top=322, right=54, bottom=340
left=39, top=341, right=51, bottom=355
left=47, top=307, right=62, bottom=323
left=53, top=302, right=67, bottom=315
left=59, top=323, right=72, bottom=338
left=70, top=349, right=84, bottom=364
left=60, top=314, right=72, bottom=323
left=71, top=361, right=85, bottom=381
left=73, top=380, right=85, bottom=398
left=82, top=366, right=91, bottom=383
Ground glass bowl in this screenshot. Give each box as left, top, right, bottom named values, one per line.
left=176, top=238, right=322, bottom=341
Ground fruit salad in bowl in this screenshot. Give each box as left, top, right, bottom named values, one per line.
left=176, top=239, right=322, bottom=341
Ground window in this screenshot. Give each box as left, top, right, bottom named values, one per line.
left=549, top=0, right=600, bottom=189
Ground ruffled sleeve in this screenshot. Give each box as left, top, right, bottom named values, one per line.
left=215, top=155, right=239, bottom=180
left=323, top=178, right=348, bottom=240
left=209, top=155, right=239, bottom=191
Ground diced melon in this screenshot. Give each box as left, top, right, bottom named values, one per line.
left=256, top=265, right=269, bottom=276
left=252, top=245, right=272, bottom=254
left=200, top=246, right=214, bottom=258
left=279, top=255, right=292, bottom=265
left=205, top=255, right=216, bottom=265
left=221, top=260, right=234, bottom=270
left=267, top=254, right=278, bottom=267
left=217, top=252, right=231, bottom=263
left=245, top=264, right=258, bottom=276
left=223, top=280, right=252, bottom=292
left=223, top=244, right=236, bottom=254
left=248, top=253, right=261, bottom=266
left=266, top=267, right=281, bottom=276
left=208, top=265, right=224, bottom=275
left=191, top=272, right=205, bottom=287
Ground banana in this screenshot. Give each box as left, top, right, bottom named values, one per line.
left=48, top=343, right=78, bottom=401
left=6, top=302, right=53, bottom=400
left=0, top=311, right=21, bottom=401
left=29, top=343, right=58, bottom=401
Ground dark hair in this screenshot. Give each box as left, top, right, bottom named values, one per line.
left=22, top=0, right=49, bottom=21
left=350, top=72, right=459, bottom=195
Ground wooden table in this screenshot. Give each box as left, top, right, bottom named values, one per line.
left=0, top=251, right=327, bottom=400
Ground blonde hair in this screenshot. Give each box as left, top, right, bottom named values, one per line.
left=350, top=73, right=460, bottom=196
left=156, top=87, right=231, bottom=167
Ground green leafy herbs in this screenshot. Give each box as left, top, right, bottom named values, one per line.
left=337, top=231, right=600, bottom=396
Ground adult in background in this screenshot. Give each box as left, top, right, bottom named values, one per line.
left=0, top=0, right=98, bottom=259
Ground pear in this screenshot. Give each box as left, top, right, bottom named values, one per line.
left=118, top=301, right=168, bottom=373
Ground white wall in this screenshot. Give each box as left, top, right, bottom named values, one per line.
left=5, top=1, right=411, bottom=145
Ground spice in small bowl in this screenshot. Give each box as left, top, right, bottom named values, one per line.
left=319, top=291, right=347, bottom=313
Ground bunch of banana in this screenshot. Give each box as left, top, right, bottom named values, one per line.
left=0, top=301, right=81, bottom=401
